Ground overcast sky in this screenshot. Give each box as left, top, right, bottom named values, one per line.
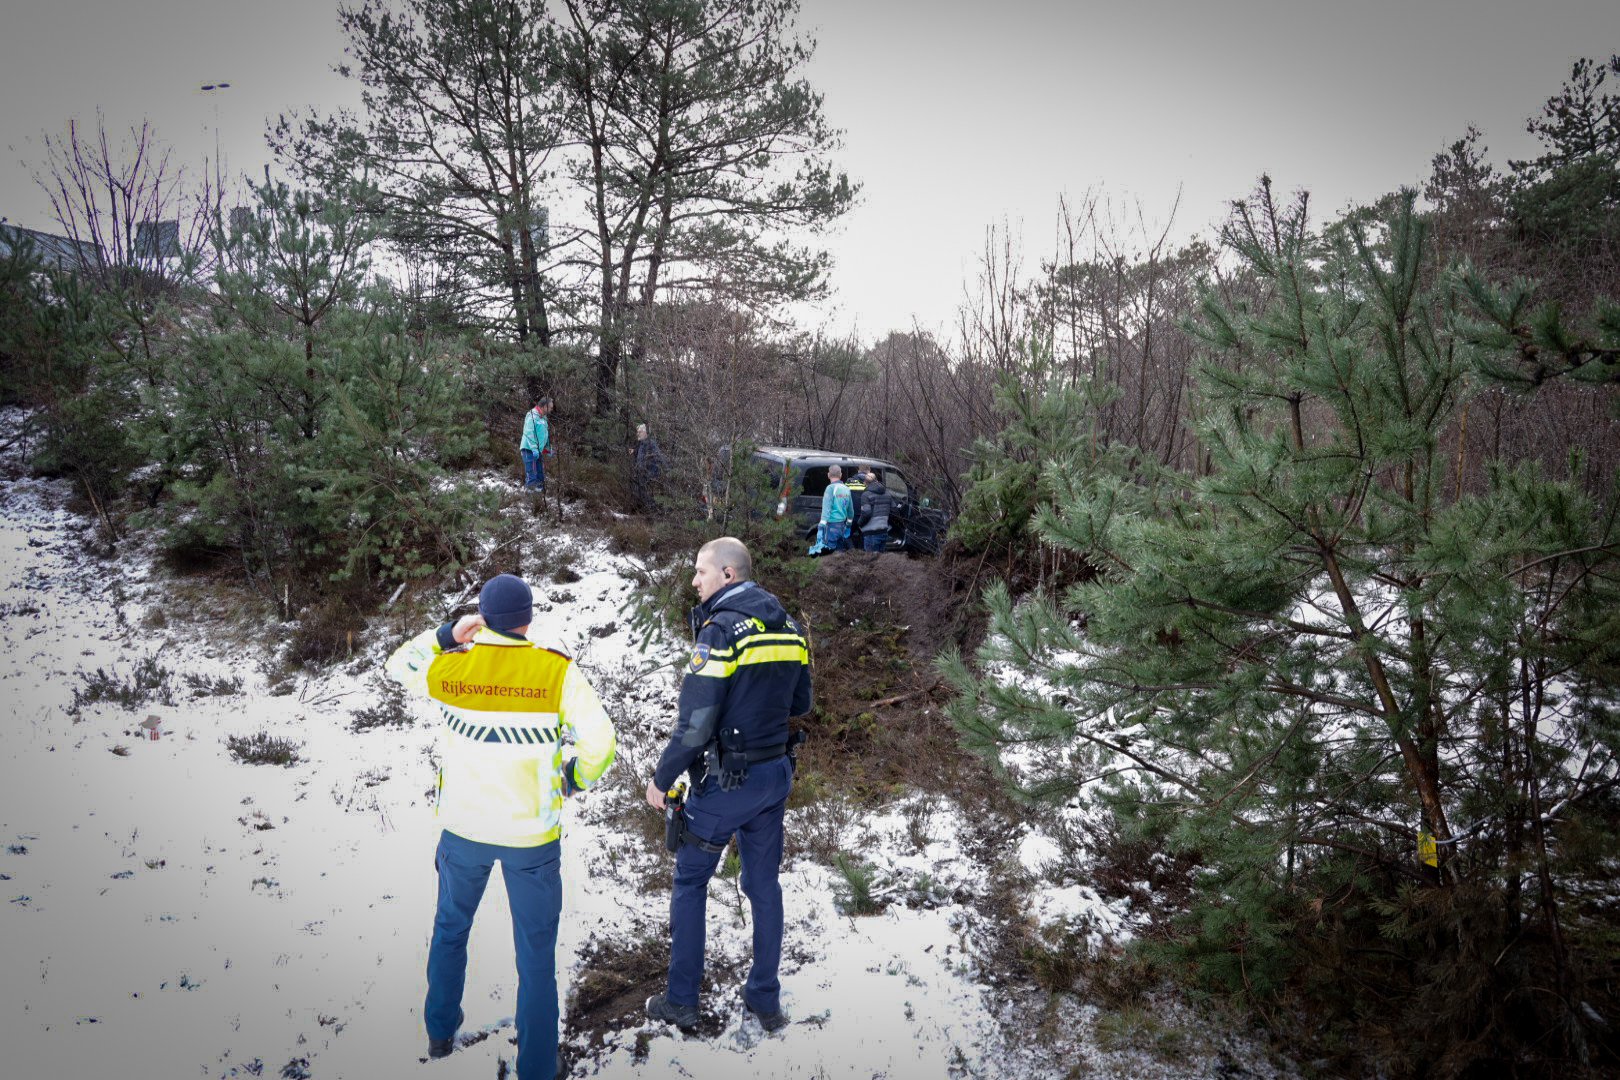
left=2, top=0, right=1616, bottom=338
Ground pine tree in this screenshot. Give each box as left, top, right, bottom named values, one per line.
left=275, top=0, right=562, bottom=347
left=951, top=336, right=1126, bottom=569
left=1456, top=263, right=1620, bottom=389
left=154, top=177, right=496, bottom=606
left=554, top=0, right=855, bottom=423
left=943, top=181, right=1620, bottom=1070
left=1509, top=55, right=1620, bottom=274
left=0, top=241, right=137, bottom=536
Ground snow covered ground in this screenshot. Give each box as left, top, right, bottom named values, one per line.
left=0, top=410, right=1294, bottom=1079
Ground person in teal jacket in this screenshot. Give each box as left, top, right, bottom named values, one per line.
left=813, top=465, right=854, bottom=553
left=520, top=398, right=551, bottom=491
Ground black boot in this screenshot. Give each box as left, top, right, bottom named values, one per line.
left=427, top=1036, right=453, bottom=1059
left=744, top=1000, right=789, bottom=1033
left=645, top=993, right=700, bottom=1030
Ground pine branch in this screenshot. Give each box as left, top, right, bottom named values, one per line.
left=1503, top=542, right=1620, bottom=579
left=1180, top=594, right=1358, bottom=641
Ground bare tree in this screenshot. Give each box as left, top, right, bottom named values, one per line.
left=1032, top=191, right=1211, bottom=473
left=957, top=219, right=1034, bottom=378
left=34, top=114, right=214, bottom=373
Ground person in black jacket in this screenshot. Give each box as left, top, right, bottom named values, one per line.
left=857, top=467, right=893, bottom=551
left=630, top=423, right=666, bottom=511
left=644, top=537, right=812, bottom=1033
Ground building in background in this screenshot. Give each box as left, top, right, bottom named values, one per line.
left=0, top=221, right=98, bottom=273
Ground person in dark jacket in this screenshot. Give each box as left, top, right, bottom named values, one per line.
left=856, top=467, right=892, bottom=551
left=630, top=423, right=666, bottom=511
left=644, top=537, right=812, bottom=1034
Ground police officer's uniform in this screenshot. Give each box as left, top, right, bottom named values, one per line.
left=652, top=579, right=812, bottom=1020
left=844, top=470, right=868, bottom=547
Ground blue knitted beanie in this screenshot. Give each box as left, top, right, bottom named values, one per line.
left=478, top=574, right=533, bottom=632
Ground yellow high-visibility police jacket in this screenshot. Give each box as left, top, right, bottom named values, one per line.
left=386, top=624, right=616, bottom=847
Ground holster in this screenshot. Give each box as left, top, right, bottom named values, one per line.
left=663, top=784, right=687, bottom=853
left=665, top=785, right=729, bottom=857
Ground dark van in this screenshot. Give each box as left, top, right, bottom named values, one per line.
left=747, top=446, right=949, bottom=554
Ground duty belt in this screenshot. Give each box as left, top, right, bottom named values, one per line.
left=740, top=742, right=788, bottom=763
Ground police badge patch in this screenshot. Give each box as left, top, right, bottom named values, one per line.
left=689, top=643, right=712, bottom=672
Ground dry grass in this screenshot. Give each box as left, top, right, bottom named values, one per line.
left=286, top=597, right=366, bottom=669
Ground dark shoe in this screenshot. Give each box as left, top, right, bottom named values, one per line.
left=427, top=1036, right=453, bottom=1059
left=745, top=1000, right=789, bottom=1033
left=645, top=993, right=700, bottom=1030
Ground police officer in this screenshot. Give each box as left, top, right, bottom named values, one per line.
left=386, top=574, right=617, bottom=1080
left=644, top=537, right=812, bottom=1033
left=844, top=464, right=868, bottom=547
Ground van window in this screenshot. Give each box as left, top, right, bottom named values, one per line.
left=880, top=469, right=909, bottom=498
left=801, top=464, right=862, bottom=499
left=801, top=466, right=831, bottom=498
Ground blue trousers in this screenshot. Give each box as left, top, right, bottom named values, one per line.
left=816, top=524, right=855, bottom=553
left=862, top=530, right=889, bottom=552
left=521, top=449, right=546, bottom=490
left=668, top=755, right=793, bottom=1014
left=426, top=830, right=561, bottom=1080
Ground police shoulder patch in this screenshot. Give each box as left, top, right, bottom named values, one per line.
left=689, top=643, right=712, bottom=672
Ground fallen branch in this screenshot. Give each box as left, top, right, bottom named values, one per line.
left=868, top=687, right=931, bottom=710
